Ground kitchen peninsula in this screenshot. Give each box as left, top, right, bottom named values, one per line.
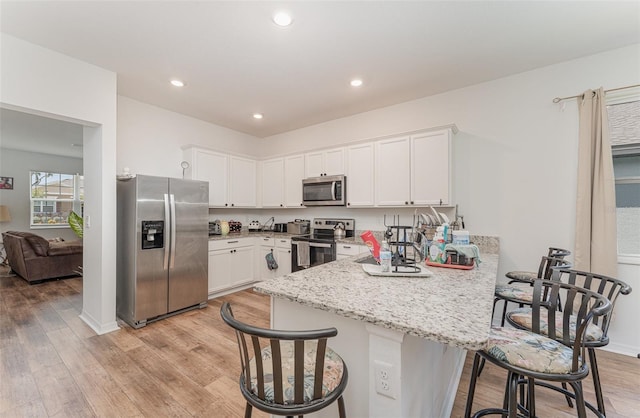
left=254, top=237, right=499, bottom=418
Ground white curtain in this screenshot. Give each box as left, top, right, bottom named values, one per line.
left=574, top=88, right=618, bottom=277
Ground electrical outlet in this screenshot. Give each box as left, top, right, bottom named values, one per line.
left=374, top=360, right=396, bottom=399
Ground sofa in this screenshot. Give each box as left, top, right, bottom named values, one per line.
left=2, top=231, right=83, bottom=283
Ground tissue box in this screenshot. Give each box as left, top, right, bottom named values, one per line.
left=452, top=231, right=470, bottom=245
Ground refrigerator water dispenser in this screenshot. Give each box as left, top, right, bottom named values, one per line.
left=142, top=220, right=164, bottom=249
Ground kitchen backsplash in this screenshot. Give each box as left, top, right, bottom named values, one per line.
left=208, top=206, right=460, bottom=232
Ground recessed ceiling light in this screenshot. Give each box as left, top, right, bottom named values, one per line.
left=170, top=79, right=185, bottom=87
left=350, top=79, right=363, bottom=87
left=273, top=12, right=293, bottom=27
left=253, top=113, right=264, bottom=120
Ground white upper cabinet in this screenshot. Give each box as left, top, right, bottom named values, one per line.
left=185, top=148, right=228, bottom=207
left=229, top=155, right=257, bottom=207
left=305, top=147, right=345, bottom=177
left=261, top=158, right=285, bottom=208
left=284, top=154, right=306, bottom=207
left=375, top=136, right=412, bottom=206
left=184, top=147, right=256, bottom=208
left=346, top=142, right=375, bottom=207
left=374, top=128, right=453, bottom=207
left=410, top=129, right=452, bottom=205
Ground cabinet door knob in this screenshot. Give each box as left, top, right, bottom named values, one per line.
left=280, top=204, right=283, bottom=207
left=231, top=203, right=235, bottom=207
left=225, top=203, right=228, bottom=207
left=410, top=201, right=414, bottom=204
left=405, top=201, right=409, bottom=205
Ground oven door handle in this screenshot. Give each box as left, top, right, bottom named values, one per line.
left=292, top=241, right=333, bottom=249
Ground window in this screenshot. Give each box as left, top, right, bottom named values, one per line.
left=607, top=96, right=640, bottom=257
left=30, top=171, right=84, bottom=228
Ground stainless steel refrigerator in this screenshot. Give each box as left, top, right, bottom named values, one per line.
left=116, top=175, right=209, bottom=328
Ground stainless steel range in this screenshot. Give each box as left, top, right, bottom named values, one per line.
left=291, top=218, right=355, bottom=272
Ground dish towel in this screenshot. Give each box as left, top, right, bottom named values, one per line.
left=296, top=241, right=310, bottom=268
left=443, top=244, right=482, bottom=266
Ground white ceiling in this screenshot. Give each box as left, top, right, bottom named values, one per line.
left=0, top=108, right=84, bottom=158
left=1, top=1, right=639, bottom=139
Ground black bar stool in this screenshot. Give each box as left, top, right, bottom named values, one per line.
left=506, top=268, right=632, bottom=416
left=465, top=277, right=612, bottom=418
left=220, top=302, right=348, bottom=418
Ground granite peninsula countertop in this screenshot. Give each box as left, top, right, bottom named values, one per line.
left=254, top=251, right=499, bottom=350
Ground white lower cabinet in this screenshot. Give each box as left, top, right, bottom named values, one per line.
left=336, top=243, right=369, bottom=260
left=256, top=237, right=276, bottom=281
left=208, top=238, right=255, bottom=294
left=275, top=238, right=292, bottom=275
left=256, top=237, right=292, bottom=280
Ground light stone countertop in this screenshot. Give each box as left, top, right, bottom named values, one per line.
left=254, top=251, right=499, bottom=350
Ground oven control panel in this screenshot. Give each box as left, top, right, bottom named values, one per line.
left=312, top=218, right=355, bottom=231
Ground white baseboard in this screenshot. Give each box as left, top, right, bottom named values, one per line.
left=208, top=282, right=256, bottom=299
left=602, top=342, right=640, bottom=358
left=79, top=310, right=120, bottom=335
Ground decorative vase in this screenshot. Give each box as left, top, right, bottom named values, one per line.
left=220, top=221, right=230, bottom=236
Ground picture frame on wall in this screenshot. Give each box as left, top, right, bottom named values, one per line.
left=0, top=177, right=14, bottom=190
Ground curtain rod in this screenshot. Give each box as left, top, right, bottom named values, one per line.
left=552, top=83, right=640, bottom=103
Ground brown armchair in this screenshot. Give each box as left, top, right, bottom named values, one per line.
left=2, top=231, right=82, bottom=283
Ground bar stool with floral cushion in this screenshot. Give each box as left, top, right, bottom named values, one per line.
left=506, top=268, right=631, bottom=416
left=494, top=250, right=571, bottom=327
left=465, top=276, right=612, bottom=418
left=220, top=302, right=348, bottom=418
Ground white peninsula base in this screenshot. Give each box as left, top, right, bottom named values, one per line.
left=272, top=298, right=467, bottom=418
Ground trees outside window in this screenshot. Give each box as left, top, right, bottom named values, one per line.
left=30, top=171, right=83, bottom=228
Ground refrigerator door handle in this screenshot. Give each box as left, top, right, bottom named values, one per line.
left=169, top=193, right=177, bottom=269
left=163, top=193, right=170, bottom=270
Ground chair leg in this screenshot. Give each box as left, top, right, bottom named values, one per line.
left=561, top=382, right=574, bottom=407
left=477, top=357, right=486, bottom=377
left=337, top=395, right=347, bottom=418
left=464, top=353, right=482, bottom=418
left=589, top=348, right=606, bottom=416
left=500, top=299, right=509, bottom=327
left=527, top=377, right=536, bottom=418
left=569, top=381, right=587, bottom=418
left=507, top=372, right=519, bottom=418
left=244, top=403, right=252, bottom=418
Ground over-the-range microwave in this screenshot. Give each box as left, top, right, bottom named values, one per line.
left=302, top=175, right=346, bottom=206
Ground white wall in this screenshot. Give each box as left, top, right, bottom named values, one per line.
left=0, top=33, right=118, bottom=335
left=0, top=148, right=83, bottom=241
left=257, top=44, right=640, bottom=356
left=117, top=96, right=260, bottom=178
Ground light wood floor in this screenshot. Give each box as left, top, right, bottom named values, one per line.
left=1, top=273, right=639, bottom=417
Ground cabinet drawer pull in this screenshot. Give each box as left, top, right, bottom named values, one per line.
left=227, top=240, right=239, bottom=244
left=342, top=245, right=351, bottom=249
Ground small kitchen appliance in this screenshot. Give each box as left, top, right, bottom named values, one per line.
left=274, top=223, right=288, bottom=233
left=248, top=220, right=262, bottom=232
left=287, top=219, right=310, bottom=235
left=302, top=175, right=346, bottom=206
left=209, top=220, right=221, bottom=236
